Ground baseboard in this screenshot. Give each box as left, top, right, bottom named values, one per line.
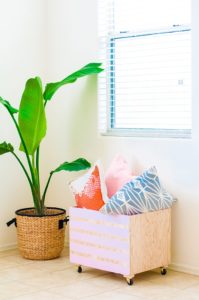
left=0, top=243, right=17, bottom=252
left=169, top=262, right=199, bottom=276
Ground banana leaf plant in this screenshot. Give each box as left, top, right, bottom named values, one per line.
left=0, top=63, right=103, bottom=215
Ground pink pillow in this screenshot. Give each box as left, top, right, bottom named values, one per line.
left=105, top=155, right=134, bottom=198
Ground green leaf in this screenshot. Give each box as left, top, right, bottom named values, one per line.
left=0, top=97, right=18, bottom=114
left=43, top=63, right=103, bottom=101
left=51, top=158, right=91, bottom=174
left=18, top=77, right=47, bottom=155
left=0, top=142, right=14, bottom=155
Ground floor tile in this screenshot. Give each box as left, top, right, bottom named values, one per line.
left=2, top=253, right=38, bottom=265
left=147, top=270, right=199, bottom=290
left=88, top=272, right=130, bottom=289
left=0, top=256, right=20, bottom=270
left=0, top=248, right=198, bottom=300
left=172, top=284, right=199, bottom=300
left=0, top=265, right=46, bottom=282
left=48, top=280, right=108, bottom=299
left=0, top=281, right=40, bottom=299
left=115, top=280, right=179, bottom=299
left=25, top=256, right=72, bottom=272
left=86, top=290, right=143, bottom=300
left=11, top=291, right=72, bottom=300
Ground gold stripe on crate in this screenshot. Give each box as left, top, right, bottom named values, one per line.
left=72, top=217, right=128, bottom=230
left=71, top=250, right=91, bottom=258
left=71, top=250, right=128, bottom=267
left=70, top=227, right=129, bottom=242
left=70, top=238, right=128, bottom=255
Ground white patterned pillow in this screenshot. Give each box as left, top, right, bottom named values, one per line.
left=100, top=166, right=175, bottom=215
left=69, top=160, right=109, bottom=210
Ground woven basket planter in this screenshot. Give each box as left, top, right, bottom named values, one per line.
left=11, top=207, right=67, bottom=260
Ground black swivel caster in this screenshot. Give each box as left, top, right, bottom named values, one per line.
left=161, top=268, right=167, bottom=275
left=77, top=265, right=82, bottom=273
left=126, top=277, right=134, bottom=285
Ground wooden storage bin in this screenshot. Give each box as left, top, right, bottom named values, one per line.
left=69, top=207, right=171, bottom=284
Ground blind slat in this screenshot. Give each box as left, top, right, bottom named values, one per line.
left=98, top=0, right=192, bottom=137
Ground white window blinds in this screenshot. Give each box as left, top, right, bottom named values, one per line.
left=98, top=0, right=192, bottom=138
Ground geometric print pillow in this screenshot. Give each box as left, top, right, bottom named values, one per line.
left=100, top=166, right=175, bottom=215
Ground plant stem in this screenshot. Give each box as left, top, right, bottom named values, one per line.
left=32, top=153, right=35, bottom=168
left=39, top=99, right=49, bottom=210
left=8, top=111, right=42, bottom=214
left=11, top=152, right=40, bottom=212
left=32, top=153, right=43, bottom=214
left=36, top=146, right=40, bottom=187
left=41, top=172, right=53, bottom=205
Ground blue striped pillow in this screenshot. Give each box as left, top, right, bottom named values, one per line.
left=100, top=166, right=175, bottom=215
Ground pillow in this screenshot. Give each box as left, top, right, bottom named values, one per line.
left=69, top=161, right=108, bottom=210
left=100, top=166, right=175, bottom=215
left=105, top=154, right=134, bottom=198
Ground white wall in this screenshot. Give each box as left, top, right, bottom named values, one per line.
left=0, top=0, right=46, bottom=249
left=0, top=0, right=199, bottom=276
left=46, top=0, right=199, bottom=275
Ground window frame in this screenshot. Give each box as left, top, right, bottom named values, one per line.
left=100, top=25, right=192, bottom=139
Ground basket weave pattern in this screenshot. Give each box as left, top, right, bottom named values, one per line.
left=16, top=208, right=66, bottom=260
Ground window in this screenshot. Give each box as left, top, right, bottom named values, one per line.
left=98, top=0, right=192, bottom=138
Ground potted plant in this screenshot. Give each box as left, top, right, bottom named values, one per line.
left=0, top=63, right=103, bottom=260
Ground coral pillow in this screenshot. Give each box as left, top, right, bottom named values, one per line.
left=105, top=154, right=134, bottom=198
left=69, top=161, right=108, bottom=210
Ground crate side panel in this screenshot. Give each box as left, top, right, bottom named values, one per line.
left=130, top=208, right=171, bottom=275
left=69, top=207, right=130, bottom=276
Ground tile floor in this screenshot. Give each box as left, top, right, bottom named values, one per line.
left=0, top=248, right=199, bottom=300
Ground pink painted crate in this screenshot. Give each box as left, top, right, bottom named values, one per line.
left=69, top=207, right=171, bottom=283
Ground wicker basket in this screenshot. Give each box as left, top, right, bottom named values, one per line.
left=14, top=207, right=67, bottom=260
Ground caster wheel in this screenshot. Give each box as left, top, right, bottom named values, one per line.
left=126, top=278, right=134, bottom=285
left=161, top=268, right=167, bottom=275
left=77, top=266, right=82, bottom=273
